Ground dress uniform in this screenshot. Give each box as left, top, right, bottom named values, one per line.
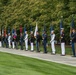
left=42, top=31, right=47, bottom=53
left=20, top=33, right=24, bottom=50
left=8, top=33, right=11, bottom=48
left=71, top=29, right=76, bottom=57
left=12, top=34, right=15, bottom=49
left=60, top=29, right=65, bottom=56
left=1, top=35, right=4, bottom=47
left=50, top=31, right=56, bottom=54
left=30, top=32, right=34, bottom=51
left=24, top=31, right=28, bottom=51
left=5, top=34, right=8, bottom=48
left=15, top=34, right=18, bottom=49
left=36, top=31, right=41, bottom=52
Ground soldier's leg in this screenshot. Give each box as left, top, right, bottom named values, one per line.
left=71, top=42, right=75, bottom=56
left=61, top=43, right=65, bottom=55
left=25, top=40, right=28, bottom=50
left=31, top=42, right=34, bottom=51
left=74, top=43, right=76, bottom=56
left=52, top=42, right=55, bottom=54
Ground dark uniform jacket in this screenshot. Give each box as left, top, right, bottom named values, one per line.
left=71, top=32, right=76, bottom=43
left=36, top=34, right=41, bottom=42
left=42, top=33, right=47, bottom=42
left=30, top=34, right=35, bottom=43
left=61, top=32, right=65, bottom=43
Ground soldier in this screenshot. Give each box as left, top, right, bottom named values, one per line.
left=30, top=31, right=34, bottom=51
left=60, top=28, right=65, bottom=56
left=42, top=31, right=47, bottom=53
left=24, top=31, right=28, bottom=51
left=36, top=31, right=41, bottom=52
left=12, top=34, right=15, bottom=49
left=8, top=33, right=11, bottom=48
left=71, top=28, right=76, bottom=57
left=1, top=34, right=5, bottom=47
left=15, top=34, right=18, bottom=49
left=50, top=30, right=56, bottom=55
left=5, top=34, right=8, bottom=48
left=20, top=33, right=24, bottom=50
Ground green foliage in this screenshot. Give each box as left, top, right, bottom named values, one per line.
left=0, top=0, right=76, bottom=43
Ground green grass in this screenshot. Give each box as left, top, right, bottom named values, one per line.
left=0, top=52, right=76, bottom=75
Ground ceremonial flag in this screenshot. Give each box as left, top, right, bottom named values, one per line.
left=71, top=17, right=74, bottom=28
left=12, top=29, right=15, bottom=35
left=8, top=27, right=10, bottom=34
left=70, top=16, right=75, bottom=38
left=50, top=25, right=54, bottom=32
left=60, top=18, right=63, bottom=35
left=20, top=25, right=22, bottom=33
left=4, top=28, right=6, bottom=37
left=24, top=25, right=26, bottom=33
left=30, top=25, right=33, bottom=33
left=34, top=22, right=38, bottom=37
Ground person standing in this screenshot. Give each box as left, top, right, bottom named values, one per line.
left=15, top=34, right=18, bottom=49
left=50, top=30, right=56, bottom=55
left=20, top=33, right=24, bottom=50
left=1, top=34, right=5, bottom=47
left=71, top=29, right=76, bottom=57
left=30, top=31, right=34, bottom=51
left=36, top=31, right=41, bottom=52
left=12, top=34, right=15, bottom=49
left=24, top=31, right=28, bottom=51
left=60, top=28, right=65, bottom=56
left=8, top=33, right=11, bottom=48
left=5, top=34, right=8, bottom=48
left=42, top=31, right=47, bottom=53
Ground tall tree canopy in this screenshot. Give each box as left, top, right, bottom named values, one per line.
left=0, top=0, right=76, bottom=43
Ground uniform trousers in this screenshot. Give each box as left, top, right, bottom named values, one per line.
left=61, top=43, right=65, bottom=55
left=12, top=42, right=15, bottom=49
left=25, top=40, right=28, bottom=50
left=51, top=41, right=56, bottom=54
left=31, top=42, right=34, bottom=51
left=8, top=40, right=11, bottom=48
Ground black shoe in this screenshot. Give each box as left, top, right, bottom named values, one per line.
left=61, top=54, right=65, bottom=56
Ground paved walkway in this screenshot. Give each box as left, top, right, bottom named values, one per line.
left=0, top=48, right=76, bottom=67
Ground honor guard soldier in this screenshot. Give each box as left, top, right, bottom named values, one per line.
left=60, top=28, right=65, bottom=56
left=42, top=31, right=47, bottom=53
left=15, top=34, right=18, bottom=49
left=20, top=33, right=24, bottom=50
left=12, top=34, right=15, bottom=49
left=8, top=33, right=11, bottom=48
left=24, top=31, right=28, bottom=51
left=30, top=31, right=35, bottom=51
left=1, top=34, right=5, bottom=47
left=50, top=30, right=56, bottom=55
left=5, top=34, right=8, bottom=48
left=36, top=31, right=41, bottom=52
left=71, top=29, right=76, bottom=57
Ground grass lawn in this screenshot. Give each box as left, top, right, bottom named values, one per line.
left=0, top=52, right=76, bottom=75
left=19, top=44, right=72, bottom=55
